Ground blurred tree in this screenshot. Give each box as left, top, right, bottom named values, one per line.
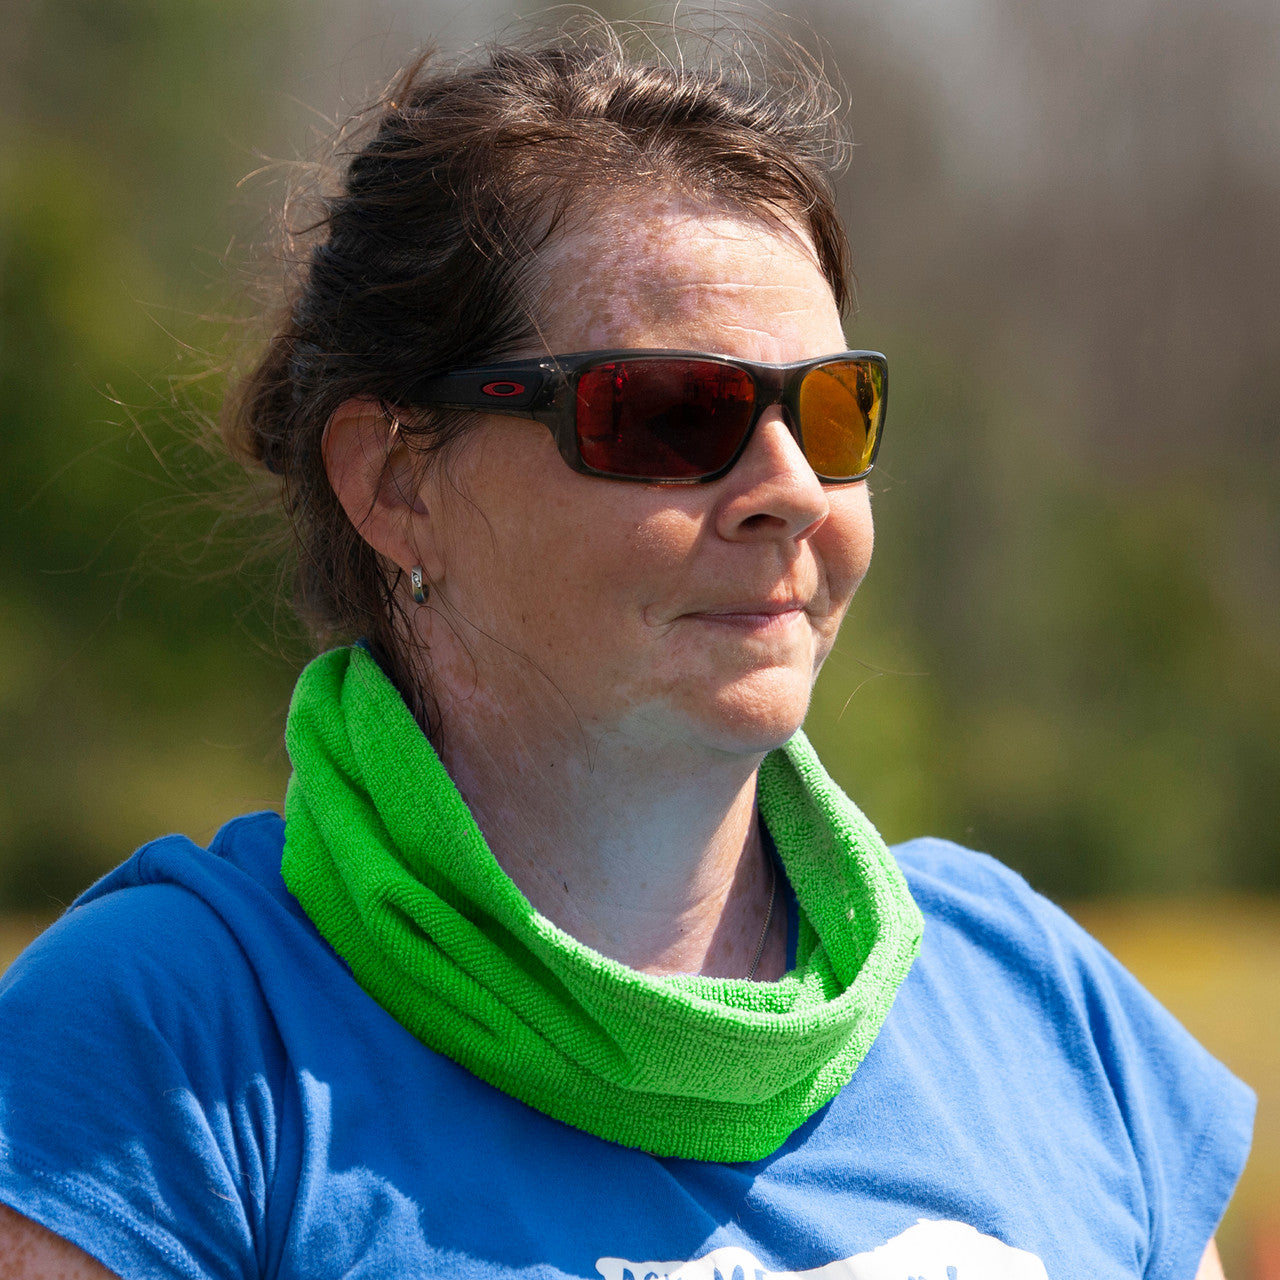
left=0, top=0, right=308, bottom=907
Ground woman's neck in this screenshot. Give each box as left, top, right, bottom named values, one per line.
left=428, top=672, right=788, bottom=981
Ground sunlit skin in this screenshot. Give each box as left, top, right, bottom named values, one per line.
left=328, top=196, right=871, bottom=980
left=422, top=198, right=871, bottom=762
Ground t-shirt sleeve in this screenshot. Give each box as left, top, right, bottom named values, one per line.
left=896, top=838, right=1256, bottom=1280
left=1064, top=911, right=1256, bottom=1280
left=0, top=879, right=275, bottom=1280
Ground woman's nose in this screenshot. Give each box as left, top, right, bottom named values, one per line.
left=713, top=408, right=830, bottom=542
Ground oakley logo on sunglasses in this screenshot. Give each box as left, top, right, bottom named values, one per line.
left=411, top=348, right=887, bottom=485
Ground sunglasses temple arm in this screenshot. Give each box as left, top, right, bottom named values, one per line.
left=410, top=366, right=551, bottom=412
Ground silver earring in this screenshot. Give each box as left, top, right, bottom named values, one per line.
left=410, top=566, right=428, bottom=605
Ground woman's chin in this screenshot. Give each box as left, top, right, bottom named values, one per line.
left=668, top=670, right=815, bottom=758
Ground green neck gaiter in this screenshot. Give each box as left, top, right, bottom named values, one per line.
left=282, top=647, right=923, bottom=1162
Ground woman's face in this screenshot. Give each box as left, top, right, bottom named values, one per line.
left=413, top=196, right=874, bottom=759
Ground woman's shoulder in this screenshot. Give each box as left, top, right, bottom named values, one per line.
left=884, top=834, right=1255, bottom=1205
left=885, top=833, right=1256, bottom=1138
left=0, top=812, right=301, bottom=1279
left=886, top=834, right=1197, bottom=1039
left=2, top=812, right=290, bottom=997
left=889, top=834, right=1101, bottom=964
left=890, top=833, right=1041, bottom=899
left=0, top=808, right=344, bottom=1124
left=826, top=836, right=1253, bottom=1277
left=0, top=812, right=307, bottom=1092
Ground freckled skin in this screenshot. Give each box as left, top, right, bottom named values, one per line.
left=536, top=196, right=842, bottom=367
left=420, top=195, right=873, bottom=760
left=398, top=195, right=873, bottom=976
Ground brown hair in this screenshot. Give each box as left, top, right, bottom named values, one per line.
left=223, top=20, right=853, bottom=721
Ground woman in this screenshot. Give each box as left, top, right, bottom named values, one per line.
left=0, top=25, right=1253, bottom=1280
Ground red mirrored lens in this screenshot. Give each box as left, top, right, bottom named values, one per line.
left=576, top=360, right=756, bottom=478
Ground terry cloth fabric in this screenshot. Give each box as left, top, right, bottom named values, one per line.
left=280, top=645, right=924, bottom=1162
left=0, top=819, right=1254, bottom=1280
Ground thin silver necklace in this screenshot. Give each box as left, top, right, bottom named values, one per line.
left=745, top=853, right=778, bottom=981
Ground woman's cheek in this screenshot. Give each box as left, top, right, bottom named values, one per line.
left=822, top=486, right=875, bottom=608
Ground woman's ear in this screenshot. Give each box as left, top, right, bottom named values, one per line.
left=321, top=399, right=440, bottom=580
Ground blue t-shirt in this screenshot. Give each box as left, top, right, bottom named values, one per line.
left=0, top=812, right=1254, bottom=1279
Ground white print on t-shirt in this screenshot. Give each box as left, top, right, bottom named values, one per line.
left=597, top=1217, right=1050, bottom=1280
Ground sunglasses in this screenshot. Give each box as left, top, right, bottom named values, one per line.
left=407, top=348, right=887, bottom=484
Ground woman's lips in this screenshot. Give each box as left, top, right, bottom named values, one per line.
left=686, top=601, right=808, bottom=630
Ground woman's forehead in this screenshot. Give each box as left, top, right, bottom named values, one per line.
left=531, top=195, right=840, bottom=357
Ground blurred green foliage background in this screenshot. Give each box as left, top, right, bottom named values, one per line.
left=1, top=0, right=1276, bottom=911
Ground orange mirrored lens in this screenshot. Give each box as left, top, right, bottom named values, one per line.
left=797, top=359, right=883, bottom=479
